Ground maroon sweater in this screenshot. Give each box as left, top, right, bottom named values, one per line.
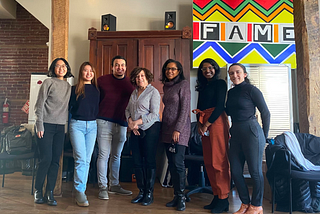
left=161, top=78, right=191, bottom=146
left=97, top=74, right=134, bottom=126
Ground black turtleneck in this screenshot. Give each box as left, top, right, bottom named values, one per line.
left=226, top=81, right=270, bottom=138
left=197, top=79, right=227, bottom=123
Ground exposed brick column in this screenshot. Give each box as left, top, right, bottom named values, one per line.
left=293, top=0, right=320, bottom=135
left=51, top=0, right=69, bottom=196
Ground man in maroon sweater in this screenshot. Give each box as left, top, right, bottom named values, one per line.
left=96, top=55, right=135, bottom=200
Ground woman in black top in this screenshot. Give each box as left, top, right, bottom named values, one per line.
left=69, top=62, right=100, bottom=207
left=226, top=63, right=270, bottom=214
left=193, top=58, right=230, bottom=213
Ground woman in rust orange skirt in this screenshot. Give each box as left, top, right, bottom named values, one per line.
left=193, top=58, right=230, bottom=213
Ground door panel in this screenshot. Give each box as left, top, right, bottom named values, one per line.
left=139, top=39, right=175, bottom=120
left=96, top=39, right=137, bottom=77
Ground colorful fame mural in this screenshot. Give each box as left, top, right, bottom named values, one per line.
left=193, top=0, right=296, bottom=69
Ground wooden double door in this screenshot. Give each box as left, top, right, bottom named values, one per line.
left=88, top=27, right=192, bottom=117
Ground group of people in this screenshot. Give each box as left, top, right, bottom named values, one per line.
left=32, top=55, right=270, bottom=214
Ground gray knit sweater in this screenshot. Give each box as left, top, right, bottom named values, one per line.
left=35, top=78, right=71, bottom=132
left=161, top=78, right=191, bottom=146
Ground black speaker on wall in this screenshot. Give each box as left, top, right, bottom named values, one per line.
left=101, top=14, right=116, bottom=31
left=164, top=11, right=176, bottom=30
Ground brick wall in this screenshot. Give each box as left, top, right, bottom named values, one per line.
left=0, top=4, right=49, bottom=131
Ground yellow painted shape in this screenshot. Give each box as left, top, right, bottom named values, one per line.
left=205, top=11, right=231, bottom=22
left=271, top=10, right=293, bottom=23
left=193, top=15, right=201, bottom=21
left=237, top=10, right=265, bottom=23
left=193, top=48, right=227, bottom=68
left=239, top=50, right=269, bottom=64
left=281, top=53, right=296, bottom=69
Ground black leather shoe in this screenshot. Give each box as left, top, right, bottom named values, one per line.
left=45, top=191, right=57, bottom=206
left=166, top=196, right=178, bottom=207
left=131, top=190, right=144, bottom=203
left=141, top=192, right=153, bottom=206
left=34, top=190, right=45, bottom=204
left=204, top=195, right=218, bottom=209
left=211, top=198, right=229, bottom=213
left=177, top=196, right=186, bottom=211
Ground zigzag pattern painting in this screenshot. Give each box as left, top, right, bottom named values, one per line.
left=193, top=0, right=296, bottom=68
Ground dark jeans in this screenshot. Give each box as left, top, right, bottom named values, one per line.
left=35, top=123, right=65, bottom=191
left=130, top=122, right=160, bottom=169
left=228, top=119, right=265, bottom=206
left=165, top=143, right=186, bottom=195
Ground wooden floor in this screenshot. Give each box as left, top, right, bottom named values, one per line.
left=0, top=172, right=302, bottom=214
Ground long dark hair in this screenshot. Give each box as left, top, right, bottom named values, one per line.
left=228, top=63, right=251, bottom=84
left=75, top=62, right=98, bottom=100
left=160, top=59, right=185, bottom=84
left=195, top=58, right=220, bottom=91
left=47, top=58, right=73, bottom=78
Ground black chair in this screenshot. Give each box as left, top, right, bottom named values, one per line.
left=0, top=151, right=37, bottom=195
left=269, top=148, right=320, bottom=214
left=184, top=122, right=213, bottom=202
left=185, top=154, right=212, bottom=202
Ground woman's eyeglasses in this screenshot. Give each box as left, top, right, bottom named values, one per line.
left=166, top=67, right=178, bottom=71
left=201, top=66, right=214, bottom=71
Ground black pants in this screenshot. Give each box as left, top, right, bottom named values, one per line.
left=165, top=143, right=186, bottom=195
left=35, top=123, right=65, bottom=191
left=130, top=122, right=160, bottom=169
left=228, top=119, right=265, bottom=206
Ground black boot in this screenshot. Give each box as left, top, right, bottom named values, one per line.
left=44, top=190, right=57, bottom=206
left=204, top=195, right=219, bottom=209
left=211, top=198, right=229, bottom=213
left=176, top=170, right=186, bottom=211
left=141, top=168, right=155, bottom=206
left=131, top=168, right=145, bottom=203
left=34, top=189, right=45, bottom=204
left=166, top=195, right=179, bottom=207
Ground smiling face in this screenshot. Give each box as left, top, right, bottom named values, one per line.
left=54, top=60, right=67, bottom=80
left=82, top=65, right=94, bottom=84
left=165, top=62, right=180, bottom=81
left=112, top=59, right=126, bottom=79
left=201, top=62, right=216, bottom=80
left=228, top=65, right=247, bottom=85
left=135, top=70, right=148, bottom=89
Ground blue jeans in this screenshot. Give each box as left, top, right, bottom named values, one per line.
left=69, top=119, right=97, bottom=193
left=96, top=119, right=127, bottom=188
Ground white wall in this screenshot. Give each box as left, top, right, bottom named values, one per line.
left=16, top=0, right=199, bottom=121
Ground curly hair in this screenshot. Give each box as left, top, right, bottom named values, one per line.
left=130, top=67, right=153, bottom=87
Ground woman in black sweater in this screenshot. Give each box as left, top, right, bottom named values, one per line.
left=193, top=58, right=230, bottom=213
left=69, top=62, right=100, bottom=207
left=226, top=63, right=270, bottom=214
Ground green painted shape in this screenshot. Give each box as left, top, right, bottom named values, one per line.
left=261, top=43, right=290, bottom=57
left=193, top=41, right=204, bottom=50
left=193, top=0, right=293, bottom=16
left=218, top=42, right=248, bottom=56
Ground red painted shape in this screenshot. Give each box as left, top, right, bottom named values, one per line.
left=221, top=0, right=280, bottom=10
left=193, top=22, right=200, bottom=40
left=247, top=24, right=252, bottom=42
left=193, top=0, right=212, bottom=8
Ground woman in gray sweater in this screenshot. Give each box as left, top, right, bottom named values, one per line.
left=161, top=59, right=191, bottom=211
left=34, top=58, right=73, bottom=206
